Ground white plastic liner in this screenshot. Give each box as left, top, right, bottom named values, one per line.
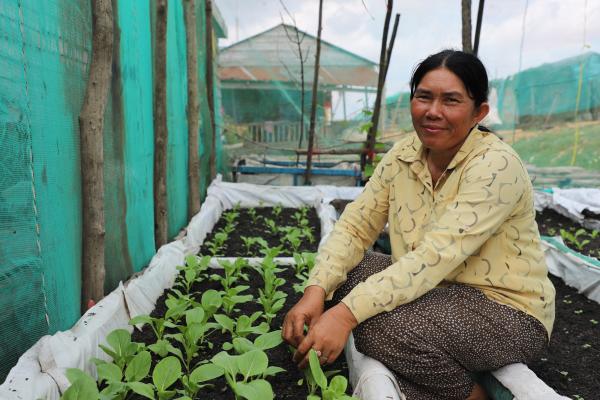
left=0, top=176, right=336, bottom=399
left=535, top=188, right=600, bottom=231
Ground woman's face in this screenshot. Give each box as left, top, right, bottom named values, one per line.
left=410, top=67, right=489, bottom=153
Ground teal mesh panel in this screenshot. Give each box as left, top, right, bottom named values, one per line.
left=166, top=0, right=189, bottom=239
left=120, top=1, right=155, bottom=272
left=0, top=0, right=89, bottom=380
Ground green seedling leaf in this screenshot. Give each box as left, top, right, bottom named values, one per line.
left=62, top=368, right=100, bottom=400
left=125, top=350, right=151, bottom=382
left=232, top=337, right=255, bottom=354
left=128, top=382, right=154, bottom=399
left=214, top=314, right=235, bottom=333
left=234, top=379, right=274, bottom=400
left=237, top=350, right=269, bottom=380
left=329, top=375, right=348, bottom=394
left=97, top=362, right=122, bottom=384
left=262, top=366, right=286, bottom=377
left=211, top=351, right=239, bottom=378
left=254, top=330, right=283, bottom=350
left=308, top=349, right=328, bottom=389
left=153, top=356, right=182, bottom=392
left=190, top=363, right=225, bottom=383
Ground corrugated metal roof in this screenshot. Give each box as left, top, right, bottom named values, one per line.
left=218, top=24, right=378, bottom=88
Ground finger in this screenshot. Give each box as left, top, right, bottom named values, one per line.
left=293, top=334, right=314, bottom=364
left=290, top=315, right=306, bottom=347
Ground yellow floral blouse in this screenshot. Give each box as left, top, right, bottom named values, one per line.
left=308, top=128, right=555, bottom=337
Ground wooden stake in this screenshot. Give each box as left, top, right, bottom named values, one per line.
left=304, top=0, right=323, bottom=185
left=79, top=0, right=113, bottom=312
left=205, top=0, right=217, bottom=180
left=461, top=0, right=473, bottom=53
left=153, top=0, right=169, bottom=249
left=363, top=1, right=399, bottom=171
left=184, top=0, right=201, bottom=218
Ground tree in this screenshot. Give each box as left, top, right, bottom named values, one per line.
left=80, top=0, right=114, bottom=311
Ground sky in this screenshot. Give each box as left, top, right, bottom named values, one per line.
left=215, top=0, right=600, bottom=96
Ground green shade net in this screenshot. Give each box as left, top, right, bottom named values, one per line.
left=0, top=0, right=226, bottom=381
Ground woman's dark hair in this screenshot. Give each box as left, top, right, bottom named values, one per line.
left=410, top=49, right=489, bottom=107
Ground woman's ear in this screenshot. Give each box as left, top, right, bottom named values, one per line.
left=474, top=102, right=490, bottom=124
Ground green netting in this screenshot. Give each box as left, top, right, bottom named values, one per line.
left=493, top=52, right=600, bottom=128
left=166, top=0, right=189, bottom=239
left=0, top=0, right=226, bottom=381
left=0, top=0, right=88, bottom=380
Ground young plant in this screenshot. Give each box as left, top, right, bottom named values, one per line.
left=560, top=228, right=591, bottom=250
left=97, top=329, right=144, bottom=371
left=61, top=369, right=99, bottom=400
left=247, top=207, right=261, bottom=224
left=210, top=350, right=275, bottom=400
left=93, top=349, right=153, bottom=399
left=272, top=203, right=283, bottom=218
left=179, top=362, right=224, bottom=398
left=222, top=330, right=284, bottom=355
left=175, top=255, right=211, bottom=294
left=204, top=231, right=228, bottom=256
left=223, top=209, right=239, bottom=225
left=129, top=296, right=187, bottom=341
left=264, top=218, right=279, bottom=235
left=166, top=307, right=217, bottom=371
left=257, top=267, right=287, bottom=325
left=241, top=236, right=262, bottom=254
left=305, top=349, right=359, bottom=400
left=213, top=311, right=270, bottom=340
left=211, top=258, right=250, bottom=292
left=282, top=228, right=303, bottom=253
left=221, top=284, right=254, bottom=315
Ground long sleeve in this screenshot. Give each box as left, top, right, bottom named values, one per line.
left=306, top=149, right=394, bottom=296
left=341, top=148, right=528, bottom=323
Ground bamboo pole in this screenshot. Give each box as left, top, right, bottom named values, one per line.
left=473, top=0, right=485, bottom=55
left=153, top=0, right=169, bottom=249
left=304, top=0, right=323, bottom=185
left=184, top=0, right=201, bottom=218
left=79, top=0, right=113, bottom=311
left=205, top=0, right=217, bottom=179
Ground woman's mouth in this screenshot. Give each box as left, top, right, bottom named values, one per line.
left=422, top=125, right=445, bottom=133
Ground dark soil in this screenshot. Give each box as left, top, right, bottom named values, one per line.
left=536, top=208, right=600, bottom=260
left=130, top=265, right=351, bottom=399
left=199, top=207, right=321, bottom=257
left=529, top=274, right=600, bottom=399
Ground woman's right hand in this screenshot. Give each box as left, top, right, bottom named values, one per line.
left=282, top=285, right=326, bottom=348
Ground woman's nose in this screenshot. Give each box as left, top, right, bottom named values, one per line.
left=425, top=100, right=442, bottom=119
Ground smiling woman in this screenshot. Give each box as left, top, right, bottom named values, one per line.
left=283, top=50, right=556, bottom=400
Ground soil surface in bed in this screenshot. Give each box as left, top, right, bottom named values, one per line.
left=529, top=274, right=600, bottom=399
left=199, top=207, right=321, bottom=257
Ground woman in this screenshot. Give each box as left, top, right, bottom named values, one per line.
left=282, top=50, right=555, bottom=400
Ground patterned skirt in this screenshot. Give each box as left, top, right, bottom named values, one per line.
left=330, top=251, right=548, bottom=400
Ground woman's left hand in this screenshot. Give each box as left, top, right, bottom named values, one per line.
left=293, top=302, right=358, bottom=368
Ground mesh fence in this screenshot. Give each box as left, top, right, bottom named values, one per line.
left=0, top=0, right=224, bottom=381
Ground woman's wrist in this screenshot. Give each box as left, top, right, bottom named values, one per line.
left=303, top=284, right=326, bottom=302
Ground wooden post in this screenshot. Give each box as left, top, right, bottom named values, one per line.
left=153, top=0, right=168, bottom=249
left=79, top=0, right=113, bottom=312
left=363, top=2, right=400, bottom=171
left=184, top=0, right=201, bottom=218
left=461, top=0, right=473, bottom=53
left=304, top=0, right=323, bottom=185
left=205, top=0, right=217, bottom=180
left=473, top=0, right=485, bottom=55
